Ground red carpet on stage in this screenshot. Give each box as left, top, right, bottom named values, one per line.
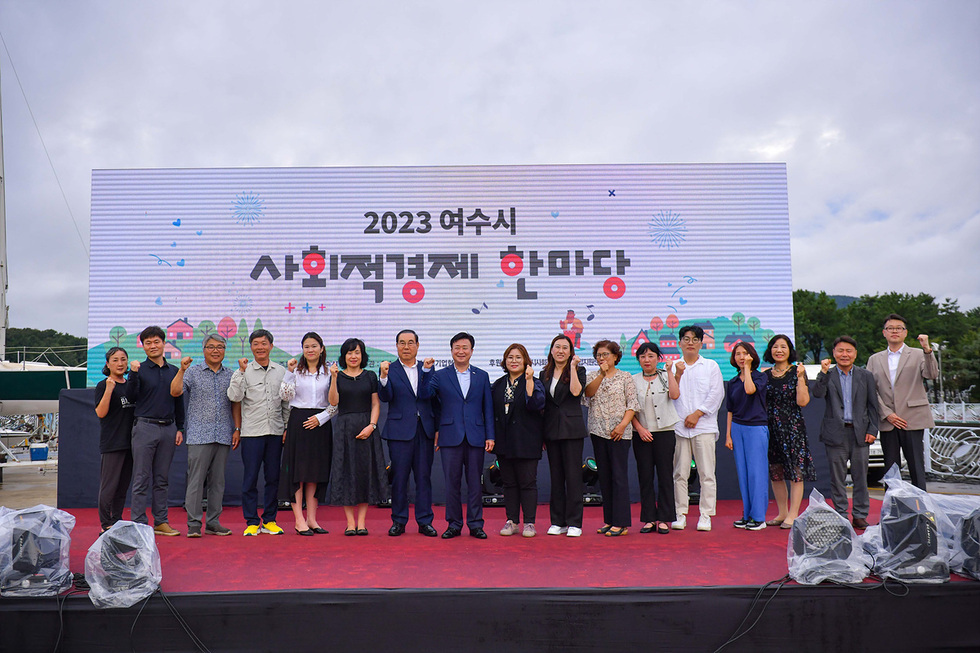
left=61, top=498, right=937, bottom=594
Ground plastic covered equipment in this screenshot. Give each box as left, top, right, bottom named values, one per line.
left=85, top=520, right=161, bottom=608
left=919, top=480, right=980, bottom=580
left=0, top=504, right=76, bottom=597
left=868, top=465, right=949, bottom=583
left=787, top=488, right=871, bottom=585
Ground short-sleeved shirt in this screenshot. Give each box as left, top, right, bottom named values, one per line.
left=726, top=370, right=768, bottom=426
left=336, top=370, right=379, bottom=415
left=95, top=379, right=135, bottom=453
left=584, top=369, right=640, bottom=440
left=182, top=364, right=236, bottom=446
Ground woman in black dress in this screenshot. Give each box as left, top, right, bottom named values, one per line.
left=328, top=338, right=388, bottom=535
left=491, top=343, right=546, bottom=538
left=539, top=334, right=587, bottom=537
left=762, top=335, right=815, bottom=529
left=279, top=332, right=336, bottom=535
left=94, top=347, right=135, bottom=532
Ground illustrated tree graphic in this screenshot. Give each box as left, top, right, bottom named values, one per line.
left=217, top=317, right=237, bottom=339
left=746, top=317, right=761, bottom=336
left=732, top=312, right=745, bottom=330
left=198, top=320, right=217, bottom=340
left=237, top=319, right=249, bottom=356
left=253, top=318, right=264, bottom=332
left=650, top=317, right=663, bottom=336
left=109, top=326, right=127, bottom=346
left=665, top=314, right=679, bottom=333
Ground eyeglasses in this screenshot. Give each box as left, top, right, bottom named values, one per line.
left=680, top=337, right=701, bottom=343
left=884, top=327, right=907, bottom=333
left=595, top=352, right=612, bottom=359
left=204, top=345, right=226, bottom=351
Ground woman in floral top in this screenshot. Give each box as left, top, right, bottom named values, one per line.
left=584, top=340, right=640, bottom=536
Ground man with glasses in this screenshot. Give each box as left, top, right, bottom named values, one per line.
left=670, top=325, right=724, bottom=532
left=866, top=314, right=937, bottom=490
left=170, top=334, right=241, bottom=537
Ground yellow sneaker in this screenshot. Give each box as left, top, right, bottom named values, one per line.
left=260, top=521, right=284, bottom=535
left=243, top=524, right=260, bottom=536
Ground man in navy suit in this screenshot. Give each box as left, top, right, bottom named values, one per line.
left=420, top=332, right=495, bottom=539
left=812, top=335, right=880, bottom=530
left=379, top=330, right=439, bottom=537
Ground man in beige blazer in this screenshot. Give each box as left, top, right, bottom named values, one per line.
left=866, top=313, right=938, bottom=491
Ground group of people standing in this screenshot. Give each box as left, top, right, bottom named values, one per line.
left=94, top=313, right=937, bottom=538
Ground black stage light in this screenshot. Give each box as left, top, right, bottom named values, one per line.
left=582, top=457, right=602, bottom=505
left=789, top=507, right=868, bottom=585
left=959, top=507, right=980, bottom=580
left=879, top=495, right=949, bottom=583
left=0, top=508, right=73, bottom=597
left=86, top=522, right=161, bottom=608
left=482, top=460, right=504, bottom=506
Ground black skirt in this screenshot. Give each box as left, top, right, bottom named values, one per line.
left=279, top=407, right=332, bottom=501
left=328, top=411, right=389, bottom=506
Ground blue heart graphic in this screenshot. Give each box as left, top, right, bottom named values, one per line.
left=196, top=231, right=203, bottom=236
left=551, top=211, right=559, bottom=218
left=173, top=219, right=181, bottom=227
left=171, top=241, right=177, bottom=247
left=679, top=297, right=688, bottom=305
left=154, top=297, right=163, bottom=305
left=496, top=280, right=504, bottom=288
left=176, top=259, right=186, bottom=267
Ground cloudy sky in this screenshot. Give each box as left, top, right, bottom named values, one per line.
left=0, top=0, right=977, bottom=338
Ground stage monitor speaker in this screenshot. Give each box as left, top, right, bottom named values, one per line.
left=0, top=506, right=74, bottom=597
left=86, top=521, right=161, bottom=608
left=958, top=507, right=980, bottom=580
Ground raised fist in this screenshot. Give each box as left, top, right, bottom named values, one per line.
left=105, top=377, right=116, bottom=390
left=130, top=361, right=141, bottom=373
left=820, top=359, right=832, bottom=374
left=180, top=356, right=193, bottom=371
left=422, top=357, right=435, bottom=370
left=239, top=358, right=249, bottom=373
left=917, top=334, right=931, bottom=351
left=379, top=361, right=390, bottom=378
left=796, top=363, right=807, bottom=377
left=287, top=358, right=298, bottom=372
left=663, top=359, right=674, bottom=373
left=571, top=355, right=580, bottom=367
left=524, top=364, right=534, bottom=380
left=329, top=363, right=339, bottom=375
left=674, top=361, right=686, bottom=376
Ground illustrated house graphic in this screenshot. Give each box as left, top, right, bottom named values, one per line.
left=163, top=343, right=182, bottom=360
left=693, top=321, right=716, bottom=350
left=167, top=318, right=194, bottom=341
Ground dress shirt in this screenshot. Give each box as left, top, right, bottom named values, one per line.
left=126, top=358, right=185, bottom=429
left=887, top=345, right=904, bottom=387
left=456, top=366, right=471, bottom=398
left=280, top=368, right=336, bottom=425
left=672, top=356, right=724, bottom=440
left=182, top=363, right=235, bottom=446
left=838, top=367, right=854, bottom=422
left=379, top=361, right=422, bottom=395
left=227, top=361, right=290, bottom=437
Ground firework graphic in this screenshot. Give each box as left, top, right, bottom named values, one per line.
left=232, top=191, right=264, bottom=226
left=227, top=283, right=254, bottom=316
left=647, top=210, right=687, bottom=249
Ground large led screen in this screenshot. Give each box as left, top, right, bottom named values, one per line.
left=87, top=163, right=793, bottom=385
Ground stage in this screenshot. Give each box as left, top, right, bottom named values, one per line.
left=2, top=500, right=979, bottom=652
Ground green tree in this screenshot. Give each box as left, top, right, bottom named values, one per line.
left=793, top=290, right=838, bottom=363
left=731, top=312, right=745, bottom=330
left=6, top=328, right=87, bottom=367
left=197, top=320, right=216, bottom=341
left=109, top=326, right=127, bottom=346
left=237, top=319, right=249, bottom=356
left=746, top=316, right=760, bottom=335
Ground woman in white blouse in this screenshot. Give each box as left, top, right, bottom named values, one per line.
left=279, top=332, right=336, bottom=535
left=584, top=340, right=640, bottom=537
left=630, top=342, right=680, bottom=535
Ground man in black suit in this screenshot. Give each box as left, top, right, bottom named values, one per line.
left=812, top=336, right=880, bottom=530
left=378, top=330, right=439, bottom=537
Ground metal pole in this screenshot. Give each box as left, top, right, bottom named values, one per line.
left=0, top=60, right=8, bottom=361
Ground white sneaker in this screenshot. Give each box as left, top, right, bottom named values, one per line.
left=671, top=515, right=687, bottom=530
left=547, top=525, right=567, bottom=536
left=566, top=527, right=582, bottom=537
left=522, top=523, right=536, bottom=538
left=697, top=514, right=712, bottom=531
left=499, top=520, right=520, bottom=536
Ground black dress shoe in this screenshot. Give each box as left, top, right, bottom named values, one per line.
left=418, top=524, right=438, bottom=537
left=388, top=523, right=406, bottom=537
left=356, top=528, right=369, bottom=536
left=295, top=528, right=314, bottom=536
left=441, top=527, right=461, bottom=539
left=311, top=527, right=328, bottom=535
left=469, top=528, right=488, bottom=539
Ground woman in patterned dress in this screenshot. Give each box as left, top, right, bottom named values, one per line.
left=762, top=335, right=815, bottom=529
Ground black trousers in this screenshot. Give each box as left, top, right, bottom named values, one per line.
left=592, top=434, right=631, bottom=528
left=632, top=430, right=677, bottom=524
left=98, top=449, right=133, bottom=530
left=499, top=457, right=538, bottom=524
left=546, top=438, right=584, bottom=528
left=882, top=428, right=927, bottom=490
